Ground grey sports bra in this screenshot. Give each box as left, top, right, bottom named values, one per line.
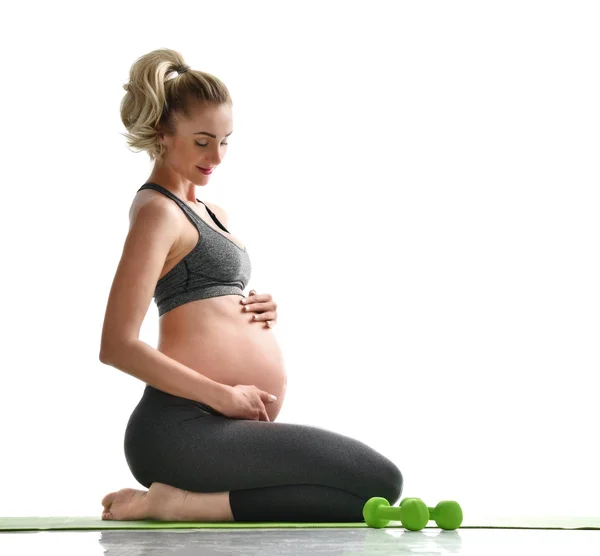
left=137, top=182, right=251, bottom=316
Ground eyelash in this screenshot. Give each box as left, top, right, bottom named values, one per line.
left=195, top=141, right=229, bottom=147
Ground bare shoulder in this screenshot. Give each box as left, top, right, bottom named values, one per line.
left=129, top=188, right=180, bottom=223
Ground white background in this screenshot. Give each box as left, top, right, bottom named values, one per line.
left=0, top=0, right=598, bottom=521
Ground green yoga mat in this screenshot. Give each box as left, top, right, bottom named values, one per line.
left=1, top=516, right=599, bottom=531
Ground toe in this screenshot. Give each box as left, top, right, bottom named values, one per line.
left=102, top=491, right=117, bottom=508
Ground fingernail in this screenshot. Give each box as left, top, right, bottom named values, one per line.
left=270, top=395, right=277, bottom=401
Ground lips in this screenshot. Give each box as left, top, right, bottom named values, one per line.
left=197, top=166, right=213, bottom=174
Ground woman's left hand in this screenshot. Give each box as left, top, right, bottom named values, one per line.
left=240, top=290, right=278, bottom=328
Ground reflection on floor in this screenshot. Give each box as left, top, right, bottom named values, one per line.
left=1, top=528, right=600, bottom=556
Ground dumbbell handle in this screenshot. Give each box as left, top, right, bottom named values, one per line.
left=378, top=506, right=403, bottom=519
left=400, top=498, right=463, bottom=530
left=424, top=506, right=448, bottom=520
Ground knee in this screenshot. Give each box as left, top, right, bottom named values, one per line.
left=384, top=462, right=403, bottom=505
left=357, top=450, right=404, bottom=505
left=369, top=458, right=402, bottom=505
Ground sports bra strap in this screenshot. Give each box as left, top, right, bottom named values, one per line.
left=138, top=183, right=230, bottom=232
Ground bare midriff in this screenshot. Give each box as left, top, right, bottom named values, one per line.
left=134, top=188, right=287, bottom=421
left=157, top=294, right=287, bottom=422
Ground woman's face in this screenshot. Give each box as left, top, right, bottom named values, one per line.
left=158, top=102, right=233, bottom=181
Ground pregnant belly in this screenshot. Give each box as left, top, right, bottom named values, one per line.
left=157, top=297, right=288, bottom=421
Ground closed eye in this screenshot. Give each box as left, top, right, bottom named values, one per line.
left=196, top=141, right=228, bottom=147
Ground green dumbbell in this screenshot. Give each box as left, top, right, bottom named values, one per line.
left=362, top=497, right=429, bottom=530
left=400, top=498, right=463, bottom=530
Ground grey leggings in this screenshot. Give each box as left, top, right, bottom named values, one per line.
left=124, top=385, right=403, bottom=522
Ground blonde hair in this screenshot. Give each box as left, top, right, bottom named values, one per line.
left=120, top=48, right=232, bottom=162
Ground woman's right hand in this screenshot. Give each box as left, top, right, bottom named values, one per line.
left=219, top=384, right=277, bottom=421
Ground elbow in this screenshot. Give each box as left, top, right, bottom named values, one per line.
left=99, top=339, right=135, bottom=365
left=99, top=348, right=114, bottom=365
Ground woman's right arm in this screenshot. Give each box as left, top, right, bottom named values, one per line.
left=100, top=338, right=232, bottom=411
left=98, top=197, right=232, bottom=411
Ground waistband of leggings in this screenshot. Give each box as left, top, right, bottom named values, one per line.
left=143, top=384, right=225, bottom=416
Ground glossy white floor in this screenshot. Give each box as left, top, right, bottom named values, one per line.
left=1, top=528, right=599, bottom=555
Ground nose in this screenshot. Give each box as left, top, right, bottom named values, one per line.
left=206, top=146, right=224, bottom=166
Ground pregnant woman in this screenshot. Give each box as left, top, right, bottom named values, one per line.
left=99, top=48, right=403, bottom=523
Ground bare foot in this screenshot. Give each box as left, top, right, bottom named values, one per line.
left=145, top=482, right=190, bottom=521
left=101, top=488, right=149, bottom=520
left=101, top=483, right=189, bottom=521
